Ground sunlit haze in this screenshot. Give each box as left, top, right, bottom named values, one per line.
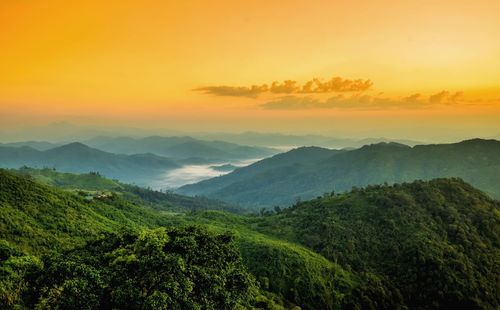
left=1, top=0, right=499, bottom=141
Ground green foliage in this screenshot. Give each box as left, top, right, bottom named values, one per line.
left=12, top=167, right=243, bottom=214
left=22, top=226, right=256, bottom=309
left=1, top=169, right=499, bottom=309
left=138, top=210, right=360, bottom=309
left=239, top=235, right=354, bottom=309
left=252, top=178, right=500, bottom=309
left=15, top=166, right=125, bottom=191
left=0, top=240, right=42, bottom=308
left=0, top=169, right=170, bottom=253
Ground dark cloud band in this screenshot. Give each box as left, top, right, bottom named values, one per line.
left=194, top=77, right=373, bottom=97
left=260, top=91, right=464, bottom=110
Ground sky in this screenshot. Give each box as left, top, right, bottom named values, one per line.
left=0, top=0, right=499, bottom=141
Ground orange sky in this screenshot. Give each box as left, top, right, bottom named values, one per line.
left=0, top=0, right=499, bottom=139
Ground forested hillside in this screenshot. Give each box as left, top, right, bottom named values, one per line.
left=178, top=139, right=500, bottom=208
left=11, top=167, right=242, bottom=214
left=0, top=170, right=357, bottom=309
left=0, top=169, right=171, bottom=252
left=1, top=170, right=498, bottom=309
left=250, top=178, right=500, bottom=309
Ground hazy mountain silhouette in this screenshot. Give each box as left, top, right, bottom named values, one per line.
left=0, top=142, right=179, bottom=184
left=83, top=135, right=277, bottom=162
left=178, top=139, right=500, bottom=208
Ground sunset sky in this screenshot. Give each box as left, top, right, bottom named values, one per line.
left=1, top=0, right=499, bottom=140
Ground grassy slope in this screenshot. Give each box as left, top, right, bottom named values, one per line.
left=11, top=167, right=243, bottom=214
left=0, top=169, right=174, bottom=253
left=0, top=169, right=358, bottom=309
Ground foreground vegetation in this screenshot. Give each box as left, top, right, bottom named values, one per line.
left=1, top=169, right=498, bottom=309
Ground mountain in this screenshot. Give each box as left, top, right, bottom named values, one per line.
left=0, top=169, right=358, bottom=309
left=178, top=139, right=500, bottom=208
left=0, top=122, right=185, bottom=142
left=83, top=135, right=277, bottom=162
left=197, top=131, right=423, bottom=149
left=0, top=141, right=59, bottom=151
left=0, top=142, right=179, bottom=185
left=1, top=170, right=498, bottom=309
left=0, top=170, right=260, bottom=308
left=178, top=147, right=342, bottom=203
left=210, top=164, right=238, bottom=172
left=250, top=178, right=500, bottom=309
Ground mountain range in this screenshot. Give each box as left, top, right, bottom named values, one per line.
left=178, top=139, right=500, bottom=208
left=0, top=142, right=179, bottom=185
left=82, top=136, right=277, bottom=162
left=197, top=131, right=424, bottom=149
left=1, top=135, right=277, bottom=163
left=0, top=141, right=59, bottom=151
left=0, top=136, right=280, bottom=186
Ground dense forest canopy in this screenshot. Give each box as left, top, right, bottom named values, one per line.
left=0, top=169, right=499, bottom=309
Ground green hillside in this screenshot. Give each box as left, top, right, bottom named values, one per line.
left=251, top=178, right=500, bottom=309
left=11, top=167, right=242, bottom=214
left=164, top=211, right=367, bottom=309
left=0, top=170, right=498, bottom=309
left=178, top=139, right=500, bottom=208
left=0, top=170, right=360, bottom=309
left=0, top=169, right=171, bottom=253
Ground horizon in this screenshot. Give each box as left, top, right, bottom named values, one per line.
left=1, top=121, right=499, bottom=144
left=1, top=0, right=499, bottom=140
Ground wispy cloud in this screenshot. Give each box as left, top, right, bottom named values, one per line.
left=260, top=91, right=466, bottom=110
left=192, top=85, right=268, bottom=98
left=428, top=91, right=463, bottom=104
left=194, top=77, right=373, bottom=98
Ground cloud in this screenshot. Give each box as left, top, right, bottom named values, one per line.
left=300, top=77, right=373, bottom=93
left=428, top=91, right=463, bottom=104
left=403, top=93, right=422, bottom=103
left=260, top=91, right=465, bottom=110
left=192, top=85, right=268, bottom=98
left=194, top=76, right=373, bottom=97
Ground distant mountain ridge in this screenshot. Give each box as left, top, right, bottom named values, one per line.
left=0, top=142, right=179, bottom=185
left=0, top=136, right=279, bottom=187
left=178, top=139, right=500, bottom=208
left=83, top=135, right=277, bottom=162
left=197, top=131, right=424, bottom=148
left=0, top=141, right=59, bottom=151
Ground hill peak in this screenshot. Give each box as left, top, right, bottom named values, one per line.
left=457, top=138, right=499, bottom=145
left=44, top=142, right=107, bottom=156
left=360, top=141, right=411, bottom=150
left=51, top=142, right=92, bottom=151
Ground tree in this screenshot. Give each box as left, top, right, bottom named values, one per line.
left=25, top=226, right=256, bottom=309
